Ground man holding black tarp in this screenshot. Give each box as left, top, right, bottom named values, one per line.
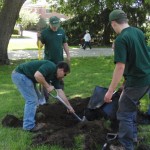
left=104, top=9, right=150, bottom=150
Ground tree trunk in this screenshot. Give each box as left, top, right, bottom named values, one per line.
left=0, top=0, right=26, bottom=65
left=103, top=23, right=111, bottom=46
left=101, top=8, right=112, bottom=46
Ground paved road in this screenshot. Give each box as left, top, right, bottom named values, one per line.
left=8, top=31, right=113, bottom=60
left=8, top=48, right=113, bottom=60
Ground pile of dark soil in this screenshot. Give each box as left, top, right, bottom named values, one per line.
left=2, top=97, right=150, bottom=150
left=33, top=97, right=110, bottom=149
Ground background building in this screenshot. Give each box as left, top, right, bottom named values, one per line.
left=22, top=0, right=68, bottom=22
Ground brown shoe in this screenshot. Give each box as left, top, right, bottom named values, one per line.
left=110, top=144, right=125, bottom=150
left=30, top=123, right=46, bottom=132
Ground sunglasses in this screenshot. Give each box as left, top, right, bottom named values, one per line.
left=64, top=73, right=67, bottom=76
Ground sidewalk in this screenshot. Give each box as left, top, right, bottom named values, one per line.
left=8, top=48, right=113, bottom=60
left=8, top=31, right=113, bottom=60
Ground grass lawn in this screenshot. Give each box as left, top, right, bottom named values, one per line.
left=8, top=37, right=38, bottom=51
left=8, top=34, right=78, bottom=51
left=0, top=57, right=150, bottom=150
left=8, top=38, right=80, bottom=51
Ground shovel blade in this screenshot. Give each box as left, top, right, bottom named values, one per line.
left=88, top=86, right=108, bottom=109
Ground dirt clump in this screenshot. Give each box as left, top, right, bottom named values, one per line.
left=33, top=97, right=110, bottom=149
left=2, top=96, right=150, bottom=150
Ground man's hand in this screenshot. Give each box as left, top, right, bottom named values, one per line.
left=66, top=57, right=70, bottom=65
left=63, top=43, right=70, bottom=65
left=104, top=62, right=125, bottom=103
left=47, top=86, right=55, bottom=94
left=67, top=105, right=75, bottom=113
left=104, top=90, right=114, bottom=103
left=57, top=89, right=75, bottom=113
left=34, top=71, right=53, bottom=92
left=37, top=31, right=41, bottom=38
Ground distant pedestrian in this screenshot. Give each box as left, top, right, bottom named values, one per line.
left=82, top=30, right=92, bottom=50
left=18, top=24, right=23, bottom=37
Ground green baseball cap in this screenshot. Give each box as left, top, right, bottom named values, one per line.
left=49, top=16, right=60, bottom=27
left=109, top=9, right=127, bottom=22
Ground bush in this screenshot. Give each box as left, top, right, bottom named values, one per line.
left=13, top=29, right=19, bottom=35
left=36, top=16, right=48, bottom=32
left=145, top=22, right=150, bottom=46
left=19, top=9, right=39, bottom=30
left=146, top=31, right=150, bottom=46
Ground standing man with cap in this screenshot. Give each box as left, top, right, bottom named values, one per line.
left=37, top=16, right=70, bottom=65
left=37, top=16, right=70, bottom=100
left=104, top=9, right=150, bottom=150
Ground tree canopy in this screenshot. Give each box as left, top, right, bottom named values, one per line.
left=0, top=0, right=25, bottom=64
left=58, top=0, right=150, bottom=45
left=0, top=0, right=150, bottom=65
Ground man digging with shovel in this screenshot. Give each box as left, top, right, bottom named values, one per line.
left=12, top=60, right=75, bottom=132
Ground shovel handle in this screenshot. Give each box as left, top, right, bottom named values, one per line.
left=72, top=112, right=83, bottom=122
left=56, top=94, right=83, bottom=122
left=49, top=89, right=58, bottom=98
left=106, top=133, right=117, bottom=141
left=49, top=89, right=83, bottom=122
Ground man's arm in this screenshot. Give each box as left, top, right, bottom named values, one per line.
left=104, top=62, right=125, bottom=103
left=34, top=71, right=54, bottom=92
left=89, top=34, right=91, bottom=41
left=63, top=43, right=70, bottom=64
left=37, top=31, right=44, bottom=48
left=57, top=89, right=75, bottom=113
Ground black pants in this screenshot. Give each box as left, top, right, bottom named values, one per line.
left=83, top=41, right=92, bottom=49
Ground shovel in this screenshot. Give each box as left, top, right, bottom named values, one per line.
left=102, top=133, right=118, bottom=150
left=88, top=86, right=118, bottom=109
left=88, top=86, right=108, bottom=109
left=147, top=89, right=150, bottom=115
left=49, top=89, right=84, bottom=122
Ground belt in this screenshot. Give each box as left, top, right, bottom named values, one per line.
left=12, top=70, right=17, bottom=73
left=12, top=70, right=24, bottom=76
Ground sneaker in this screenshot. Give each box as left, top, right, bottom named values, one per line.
left=134, top=137, right=145, bottom=145
left=79, top=44, right=82, bottom=49
left=38, top=97, right=46, bottom=105
left=107, top=135, right=125, bottom=150
left=30, top=123, right=46, bottom=132
left=109, top=144, right=125, bottom=150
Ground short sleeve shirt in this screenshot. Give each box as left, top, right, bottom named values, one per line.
left=41, top=27, right=67, bottom=64
left=114, top=27, right=150, bottom=87
left=15, top=60, right=61, bottom=89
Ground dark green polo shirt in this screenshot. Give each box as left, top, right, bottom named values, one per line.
left=41, top=27, right=67, bottom=64
left=114, top=27, right=150, bottom=87
left=15, top=60, right=60, bottom=89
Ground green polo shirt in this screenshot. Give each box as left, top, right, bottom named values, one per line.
left=41, top=27, right=67, bottom=64
left=114, top=27, right=150, bottom=87
left=15, top=60, right=60, bottom=89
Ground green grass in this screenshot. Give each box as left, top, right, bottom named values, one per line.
left=0, top=57, right=150, bottom=150
left=8, top=39, right=38, bottom=51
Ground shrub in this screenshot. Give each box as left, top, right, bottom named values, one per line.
left=13, top=29, right=19, bottom=35
left=36, top=16, right=48, bottom=32
left=19, top=9, right=39, bottom=30
left=146, top=29, right=150, bottom=46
